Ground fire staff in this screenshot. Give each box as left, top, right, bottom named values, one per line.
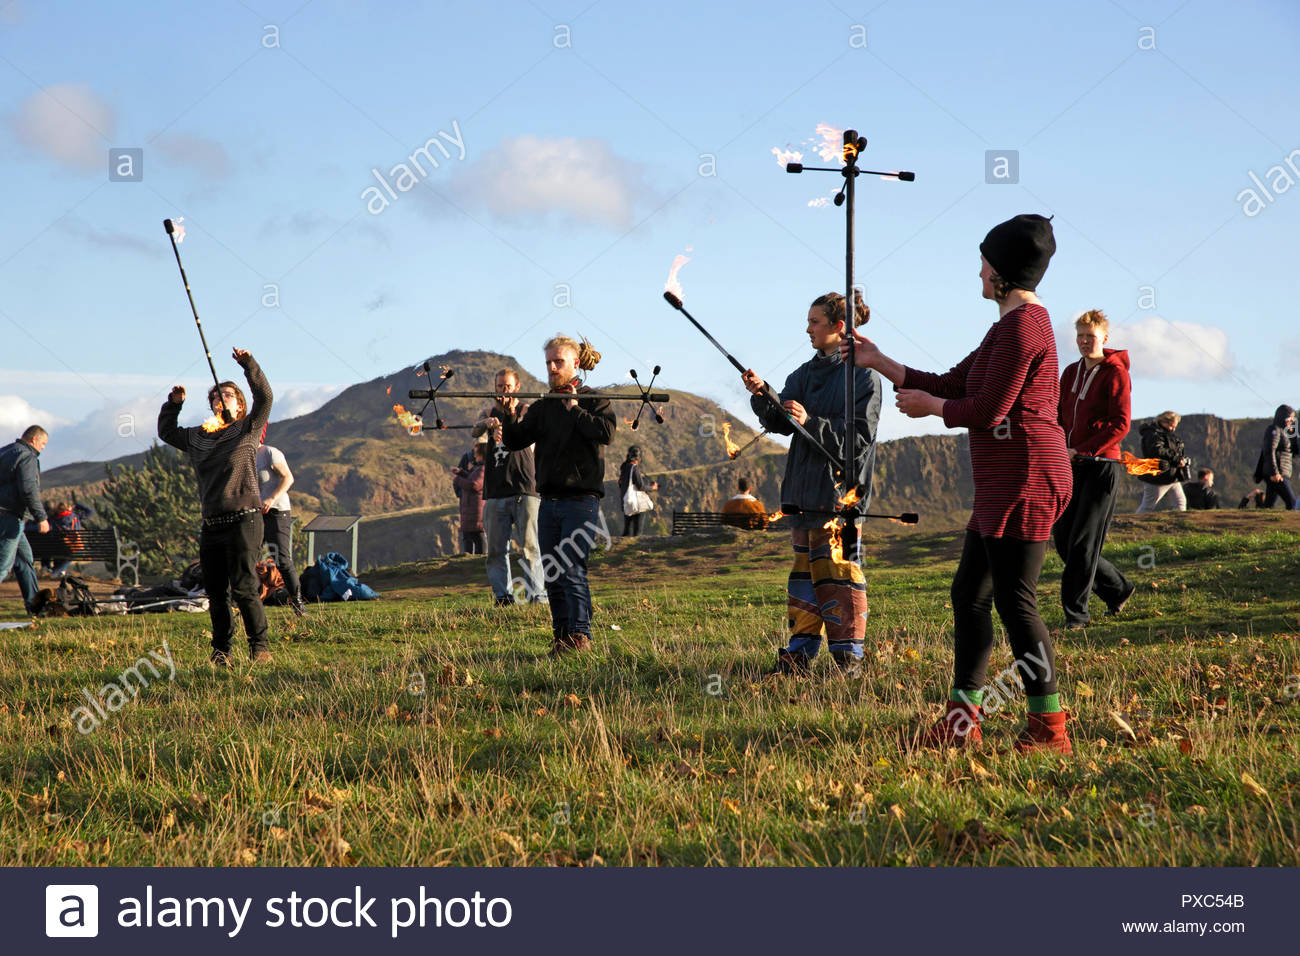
left=845, top=214, right=1074, bottom=753
left=484, top=335, right=616, bottom=657
left=159, top=347, right=274, bottom=665
left=742, top=291, right=882, bottom=677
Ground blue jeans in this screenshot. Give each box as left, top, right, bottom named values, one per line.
left=537, top=496, right=607, bottom=641
left=0, top=512, right=39, bottom=611
left=484, top=495, right=545, bottom=602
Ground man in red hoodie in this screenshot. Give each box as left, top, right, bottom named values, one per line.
left=1053, top=309, right=1136, bottom=629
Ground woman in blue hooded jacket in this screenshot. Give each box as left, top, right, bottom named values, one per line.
left=741, top=291, right=882, bottom=675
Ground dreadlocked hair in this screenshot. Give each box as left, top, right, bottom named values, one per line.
left=545, top=334, right=602, bottom=371
left=810, top=289, right=869, bottom=329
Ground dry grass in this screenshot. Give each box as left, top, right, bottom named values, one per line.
left=1, top=512, right=1297, bottom=866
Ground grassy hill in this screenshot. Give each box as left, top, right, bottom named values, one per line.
left=1, top=510, right=1297, bottom=866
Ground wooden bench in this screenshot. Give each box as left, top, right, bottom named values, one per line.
left=26, top=527, right=139, bottom=585
left=671, top=511, right=773, bottom=535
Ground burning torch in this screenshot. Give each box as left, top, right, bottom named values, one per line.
left=163, top=218, right=233, bottom=424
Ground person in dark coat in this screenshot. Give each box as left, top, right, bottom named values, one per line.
left=742, top=290, right=882, bottom=676
left=0, top=425, right=48, bottom=612
left=452, top=439, right=487, bottom=554
left=158, top=348, right=274, bottom=665
left=1135, top=411, right=1190, bottom=512
left=616, top=446, right=658, bottom=537
left=1184, top=468, right=1221, bottom=510
left=1254, top=405, right=1297, bottom=509
left=845, top=214, right=1073, bottom=753
left=488, top=334, right=616, bottom=656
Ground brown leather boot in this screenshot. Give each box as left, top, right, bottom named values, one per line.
left=1014, top=711, right=1072, bottom=754
left=903, top=699, right=983, bottom=750
left=549, top=633, right=592, bottom=657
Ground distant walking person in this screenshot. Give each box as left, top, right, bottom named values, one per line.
left=473, top=368, right=546, bottom=606
left=0, top=426, right=49, bottom=614
left=159, top=348, right=274, bottom=665
left=617, top=446, right=658, bottom=537
left=1135, top=411, right=1190, bottom=513
left=1184, top=468, right=1221, bottom=510
left=257, top=429, right=306, bottom=616
left=488, top=334, right=616, bottom=656
left=1053, top=309, right=1135, bottom=629
left=452, top=438, right=487, bottom=554
left=1253, top=405, right=1297, bottom=509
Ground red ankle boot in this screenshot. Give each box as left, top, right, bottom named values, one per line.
left=904, top=699, right=982, bottom=750
left=1014, top=711, right=1072, bottom=754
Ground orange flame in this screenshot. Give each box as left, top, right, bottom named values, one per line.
left=822, top=517, right=844, bottom=563
left=1120, top=451, right=1162, bottom=477
left=200, top=415, right=227, bottom=433
left=837, top=487, right=861, bottom=509
left=720, top=420, right=741, bottom=459
left=392, top=403, right=422, bottom=436
left=766, top=511, right=786, bottom=526
left=440, top=365, right=452, bottom=379
left=664, top=248, right=692, bottom=300
left=385, top=385, right=392, bottom=395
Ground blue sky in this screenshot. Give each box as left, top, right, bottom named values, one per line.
left=1, top=0, right=1297, bottom=469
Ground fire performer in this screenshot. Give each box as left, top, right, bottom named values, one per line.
left=1053, top=309, right=1136, bottom=629
left=741, top=291, right=882, bottom=677
left=844, top=214, right=1074, bottom=753
left=159, top=348, right=274, bottom=665
left=483, top=335, right=616, bottom=655
left=472, top=368, right=546, bottom=606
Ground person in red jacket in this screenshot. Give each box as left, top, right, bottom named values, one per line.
left=844, top=214, right=1074, bottom=753
left=1053, top=309, right=1136, bottom=629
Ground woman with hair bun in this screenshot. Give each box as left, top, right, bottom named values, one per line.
left=486, top=334, right=616, bottom=656
left=740, top=290, right=882, bottom=677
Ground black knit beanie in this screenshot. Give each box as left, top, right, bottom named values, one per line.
left=979, top=214, right=1055, bottom=291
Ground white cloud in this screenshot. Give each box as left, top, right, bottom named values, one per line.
left=153, top=132, right=232, bottom=180
left=1111, top=316, right=1235, bottom=380
left=446, top=135, right=646, bottom=229
left=8, top=83, right=115, bottom=170
left=0, top=380, right=346, bottom=468
left=267, top=384, right=347, bottom=421
left=58, top=218, right=161, bottom=259
left=0, top=394, right=71, bottom=438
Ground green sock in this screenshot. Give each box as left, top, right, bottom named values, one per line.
left=1027, top=693, right=1061, bottom=714
left=950, top=688, right=983, bottom=707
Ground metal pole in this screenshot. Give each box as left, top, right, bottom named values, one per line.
left=842, top=130, right=859, bottom=491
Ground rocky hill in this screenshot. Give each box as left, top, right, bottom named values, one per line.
left=40, top=350, right=1287, bottom=569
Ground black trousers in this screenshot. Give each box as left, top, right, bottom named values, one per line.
left=1263, top=478, right=1296, bottom=509
left=951, top=530, right=1057, bottom=699
left=1052, top=458, right=1132, bottom=626
left=623, top=512, right=643, bottom=537
left=460, top=529, right=485, bottom=554
left=200, top=513, right=268, bottom=653
left=262, top=509, right=301, bottom=598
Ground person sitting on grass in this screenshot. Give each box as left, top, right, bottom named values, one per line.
left=1184, top=468, right=1221, bottom=510
left=720, top=477, right=768, bottom=529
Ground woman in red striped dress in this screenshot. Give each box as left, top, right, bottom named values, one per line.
left=843, top=214, right=1074, bottom=753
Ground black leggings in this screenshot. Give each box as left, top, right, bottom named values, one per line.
left=1263, top=478, right=1296, bottom=509
left=951, top=530, right=1057, bottom=699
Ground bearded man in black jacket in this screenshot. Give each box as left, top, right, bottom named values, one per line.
left=484, top=335, right=616, bottom=656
